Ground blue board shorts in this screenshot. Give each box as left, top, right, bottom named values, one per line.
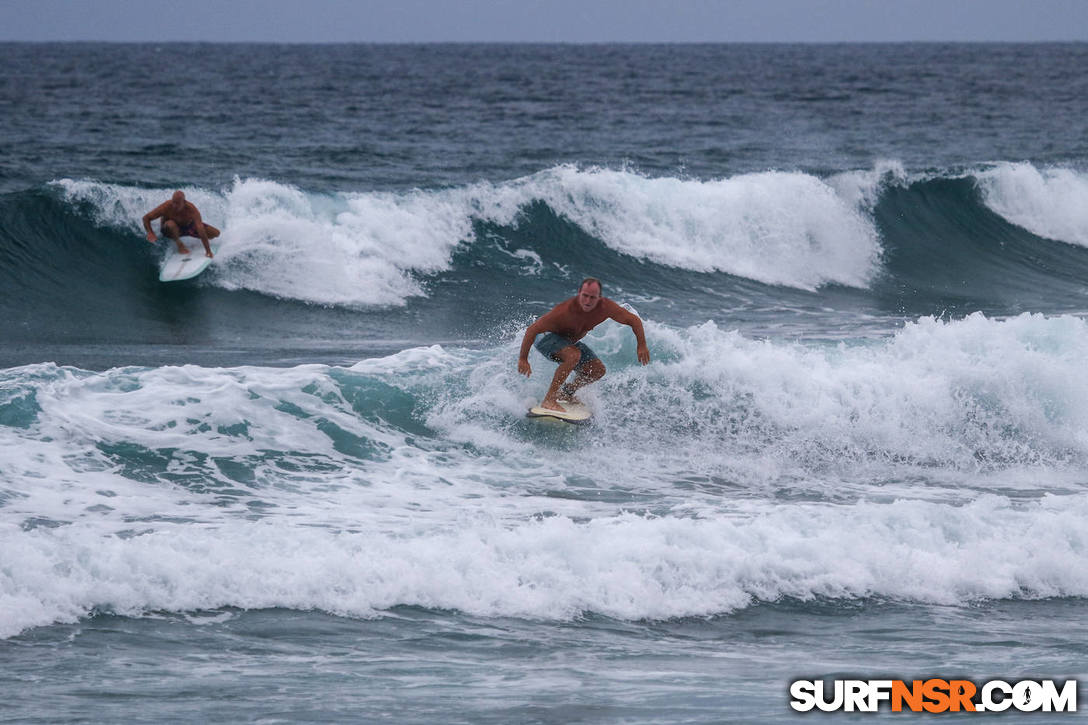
left=534, top=333, right=599, bottom=371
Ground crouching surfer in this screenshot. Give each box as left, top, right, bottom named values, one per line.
left=517, top=277, right=650, bottom=411
left=143, top=190, right=219, bottom=258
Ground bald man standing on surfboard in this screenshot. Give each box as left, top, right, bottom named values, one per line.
left=518, top=277, right=650, bottom=412
left=143, top=190, right=219, bottom=258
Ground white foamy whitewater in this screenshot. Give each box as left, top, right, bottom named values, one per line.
left=4, top=312, right=1088, bottom=639
left=977, top=162, right=1088, bottom=247
left=54, top=166, right=883, bottom=306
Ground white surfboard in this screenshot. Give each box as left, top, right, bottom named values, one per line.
left=527, top=401, right=592, bottom=424
left=159, top=242, right=219, bottom=282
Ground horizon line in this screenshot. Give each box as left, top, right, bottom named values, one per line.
left=2, top=38, right=1087, bottom=45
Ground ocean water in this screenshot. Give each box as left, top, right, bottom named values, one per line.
left=3, top=42, right=1088, bottom=722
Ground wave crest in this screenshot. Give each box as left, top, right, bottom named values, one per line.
left=52, top=166, right=884, bottom=307
left=978, top=162, right=1088, bottom=247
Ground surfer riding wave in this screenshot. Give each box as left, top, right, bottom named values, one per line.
left=518, top=277, right=650, bottom=412
left=142, top=190, right=219, bottom=258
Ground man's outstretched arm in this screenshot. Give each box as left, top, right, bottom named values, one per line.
left=192, top=209, right=214, bottom=258
left=518, top=318, right=548, bottom=377
left=142, top=202, right=167, bottom=241
left=610, top=307, right=650, bottom=365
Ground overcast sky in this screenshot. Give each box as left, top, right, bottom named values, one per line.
left=3, top=0, right=1087, bottom=43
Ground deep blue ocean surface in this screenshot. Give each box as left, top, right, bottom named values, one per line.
left=3, top=42, right=1088, bottom=722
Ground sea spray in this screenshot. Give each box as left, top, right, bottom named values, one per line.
left=977, top=162, right=1088, bottom=247
left=53, top=166, right=883, bottom=306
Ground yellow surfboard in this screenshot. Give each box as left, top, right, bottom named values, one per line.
left=526, top=401, right=592, bottom=424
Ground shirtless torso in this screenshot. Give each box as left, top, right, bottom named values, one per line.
left=142, top=190, right=220, bottom=258
left=518, top=279, right=650, bottom=411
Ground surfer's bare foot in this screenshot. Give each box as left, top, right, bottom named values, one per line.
left=205, top=251, right=214, bottom=258
left=541, top=399, right=566, bottom=412
left=176, top=243, right=190, bottom=254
